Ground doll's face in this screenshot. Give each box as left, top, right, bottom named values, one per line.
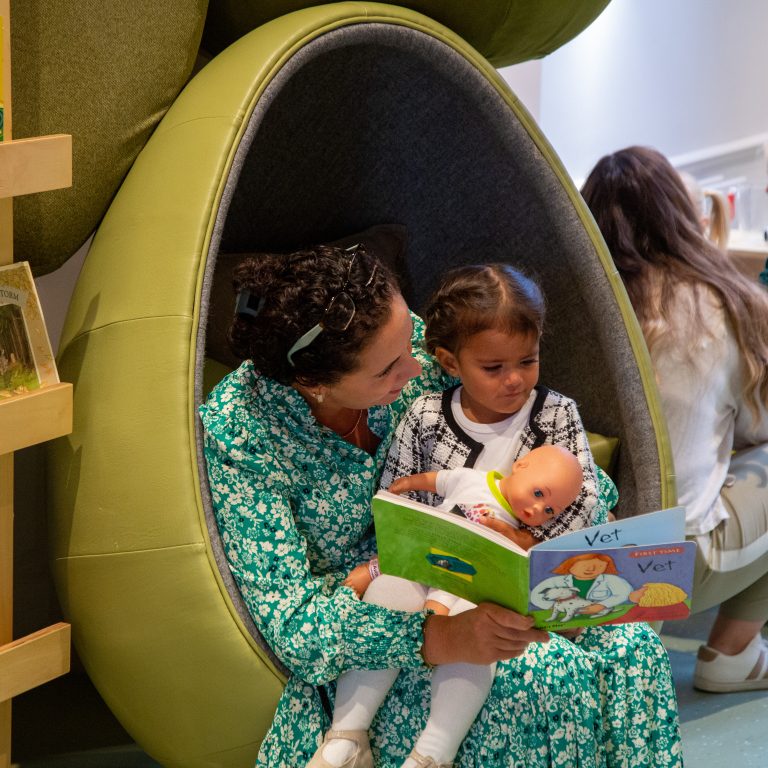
left=500, top=445, right=583, bottom=527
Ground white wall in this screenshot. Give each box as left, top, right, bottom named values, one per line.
left=502, top=0, right=768, bottom=186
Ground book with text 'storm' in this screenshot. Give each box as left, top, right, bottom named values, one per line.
left=373, top=490, right=696, bottom=630
left=0, top=261, right=59, bottom=399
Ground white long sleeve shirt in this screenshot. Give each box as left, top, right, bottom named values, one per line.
left=649, top=283, right=768, bottom=537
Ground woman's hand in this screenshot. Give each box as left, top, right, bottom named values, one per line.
left=422, top=603, right=550, bottom=666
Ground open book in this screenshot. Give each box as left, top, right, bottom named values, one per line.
left=373, top=490, right=696, bottom=630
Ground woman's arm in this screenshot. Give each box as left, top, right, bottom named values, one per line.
left=422, top=604, right=549, bottom=665
left=205, top=436, right=428, bottom=684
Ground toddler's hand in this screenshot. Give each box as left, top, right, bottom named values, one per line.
left=424, top=599, right=451, bottom=615
left=387, top=476, right=411, bottom=495
left=343, top=563, right=373, bottom=598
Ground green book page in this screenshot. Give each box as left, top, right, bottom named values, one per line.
left=373, top=492, right=530, bottom=613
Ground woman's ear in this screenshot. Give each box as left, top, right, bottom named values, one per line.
left=434, top=346, right=460, bottom=376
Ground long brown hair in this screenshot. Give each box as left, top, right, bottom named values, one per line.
left=581, top=146, right=768, bottom=420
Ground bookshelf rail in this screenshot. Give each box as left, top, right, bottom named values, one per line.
left=0, top=2, right=74, bottom=765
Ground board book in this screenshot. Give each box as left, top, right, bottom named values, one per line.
left=0, top=261, right=58, bottom=398
left=373, top=491, right=696, bottom=630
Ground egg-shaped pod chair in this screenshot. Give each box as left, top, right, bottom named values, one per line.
left=48, top=4, right=675, bottom=767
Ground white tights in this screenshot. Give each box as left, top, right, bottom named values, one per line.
left=321, top=575, right=494, bottom=767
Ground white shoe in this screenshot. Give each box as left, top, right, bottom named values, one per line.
left=306, top=729, right=373, bottom=768
left=404, top=749, right=453, bottom=768
left=693, top=633, right=768, bottom=693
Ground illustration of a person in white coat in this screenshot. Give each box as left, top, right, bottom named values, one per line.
left=531, top=553, right=633, bottom=616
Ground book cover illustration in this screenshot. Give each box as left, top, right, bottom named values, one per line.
left=0, top=261, right=58, bottom=398
left=373, top=491, right=696, bottom=629
left=527, top=544, right=694, bottom=630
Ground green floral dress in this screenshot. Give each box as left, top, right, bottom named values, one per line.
left=199, top=320, right=683, bottom=768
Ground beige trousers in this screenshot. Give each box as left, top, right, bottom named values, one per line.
left=691, top=442, right=768, bottom=621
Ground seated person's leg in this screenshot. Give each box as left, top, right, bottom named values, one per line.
left=310, top=577, right=428, bottom=767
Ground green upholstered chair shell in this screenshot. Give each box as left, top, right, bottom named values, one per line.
left=12, top=0, right=209, bottom=276
left=49, top=4, right=674, bottom=766
left=202, top=0, right=611, bottom=66
left=13, top=0, right=608, bottom=276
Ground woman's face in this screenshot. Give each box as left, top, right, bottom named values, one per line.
left=324, top=293, right=422, bottom=410
left=569, top=558, right=608, bottom=580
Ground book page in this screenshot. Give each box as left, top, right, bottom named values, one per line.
left=533, top=506, right=686, bottom=552
left=0, top=261, right=59, bottom=397
left=373, top=491, right=531, bottom=612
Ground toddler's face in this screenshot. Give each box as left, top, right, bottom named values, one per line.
left=441, top=328, right=540, bottom=424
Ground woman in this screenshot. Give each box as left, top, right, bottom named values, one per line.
left=582, top=146, right=768, bottom=693
left=200, top=243, right=681, bottom=766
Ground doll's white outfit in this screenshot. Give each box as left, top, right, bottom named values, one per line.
left=427, top=467, right=519, bottom=612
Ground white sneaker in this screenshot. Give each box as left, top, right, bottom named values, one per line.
left=693, top=633, right=768, bottom=693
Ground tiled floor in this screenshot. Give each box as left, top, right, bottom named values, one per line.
left=13, top=610, right=768, bottom=767
left=663, top=608, right=768, bottom=767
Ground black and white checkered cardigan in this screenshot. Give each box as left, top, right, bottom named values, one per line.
left=378, top=384, right=599, bottom=540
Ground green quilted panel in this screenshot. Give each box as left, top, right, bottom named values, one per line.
left=11, top=0, right=209, bottom=276
left=203, top=0, right=611, bottom=66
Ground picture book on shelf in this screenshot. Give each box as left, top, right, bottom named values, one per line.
left=373, top=491, right=696, bottom=631
left=0, top=261, right=58, bottom=398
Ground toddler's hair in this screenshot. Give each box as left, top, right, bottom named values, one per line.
left=423, top=263, right=545, bottom=355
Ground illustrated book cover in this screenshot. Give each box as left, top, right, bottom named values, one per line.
left=373, top=491, right=696, bottom=630
left=0, top=261, right=58, bottom=398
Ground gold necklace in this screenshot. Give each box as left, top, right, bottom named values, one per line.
left=339, top=409, right=365, bottom=439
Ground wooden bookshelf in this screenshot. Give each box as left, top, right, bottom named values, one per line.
left=0, top=3, right=74, bottom=766
left=727, top=229, right=768, bottom=282
left=0, top=383, right=73, bottom=455
left=0, top=135, right=72, bottom=198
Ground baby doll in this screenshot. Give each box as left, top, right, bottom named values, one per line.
left=388, top=443, right=583, bottom=615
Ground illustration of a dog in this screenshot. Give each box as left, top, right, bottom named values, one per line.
left=539, top=585, right=611, bottom=622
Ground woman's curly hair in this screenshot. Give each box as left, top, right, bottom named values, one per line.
left=228, top=244, right=398, bottom=386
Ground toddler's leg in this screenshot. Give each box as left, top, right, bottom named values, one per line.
left=315, top=576, right=428, bottom=767
left=403, top=598, right=495, bottom=768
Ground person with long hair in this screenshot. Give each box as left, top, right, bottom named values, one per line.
left=679, top=170, right=730, bottom=250
left=582, top=145, right=768, bottom=692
